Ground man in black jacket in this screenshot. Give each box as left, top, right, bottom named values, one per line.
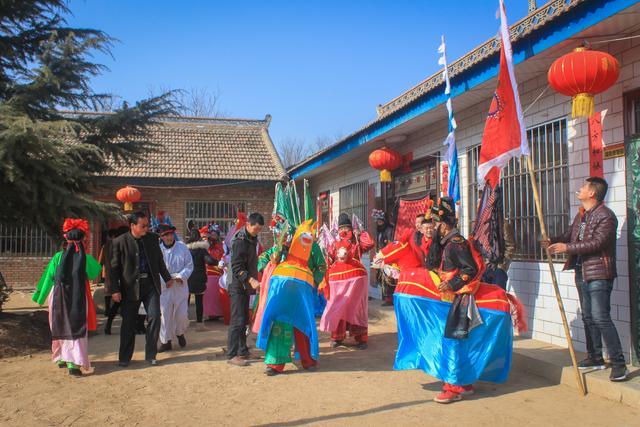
left=110, top=211, right=173, bottom=366
left=227, top=212, right=264, bottom=366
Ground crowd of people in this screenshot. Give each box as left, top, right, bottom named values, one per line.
left=31, top=176, right=628, bottom=404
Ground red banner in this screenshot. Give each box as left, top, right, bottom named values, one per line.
left=394, top=196, right=430, bottom=241
left=588, top=110, right=605, bottom=178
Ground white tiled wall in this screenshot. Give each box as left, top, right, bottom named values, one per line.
left=306, top=37, right=639, bottom=360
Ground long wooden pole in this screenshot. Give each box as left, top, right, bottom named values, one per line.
left=525, top=155, right=586, bottom=396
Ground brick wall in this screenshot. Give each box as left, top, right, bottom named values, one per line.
left=0, top=257, right=52, bottom=290
left=2, top=181, right=276, bottom=289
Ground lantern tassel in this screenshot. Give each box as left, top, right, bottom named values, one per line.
left=380, top=169, right=392, bottom=182
left=572, top=93, right=594, bottom=118
left=124, top=202, right=133, bottom=211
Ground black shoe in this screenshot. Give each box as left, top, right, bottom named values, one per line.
left=330, top=341, right=342, bottom=348
left=68, top=368, right=82, bottom=376
left=610, top=365, right=629, bottom=382
left=265, top=367, right=280, bottom=376
left=117, top=361, right=129, bottom=368
left=104, top=326, right=111, bottom=335
left=356, top=342, right=368, bottom=350
left=578, top=357, right=606, bottom=370
left=158, top=341, right=172, bottom=353
left=177, top=334, right=187, bottom=348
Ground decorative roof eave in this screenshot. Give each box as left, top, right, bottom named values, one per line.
left=96, top=176, right=281, bottom=186
left=289, top=0, right=636, bottom=179
left=376, top=0, right=588, bottom=118
left=60, top=110, right=272, bottom=129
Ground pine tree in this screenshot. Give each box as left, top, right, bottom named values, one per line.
left=0, top=0, right=176, bottom=233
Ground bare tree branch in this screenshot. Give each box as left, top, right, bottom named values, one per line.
left=146, top=85, right=227, bottom=117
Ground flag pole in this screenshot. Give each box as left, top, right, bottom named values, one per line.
left=524, top=154, right=586, bottom=396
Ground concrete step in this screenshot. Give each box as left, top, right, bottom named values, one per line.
left=512, top=337, right=640, bottom=407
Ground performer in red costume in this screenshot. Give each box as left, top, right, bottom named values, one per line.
left=321, top=213, right=374, bottom=349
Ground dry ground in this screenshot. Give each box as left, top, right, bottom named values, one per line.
left=0, top=292, right=638, bottom=426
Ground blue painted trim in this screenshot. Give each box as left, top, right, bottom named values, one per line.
left=290, top=0, right=638, bottom=179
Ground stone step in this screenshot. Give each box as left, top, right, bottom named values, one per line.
left=512, top=337, right=640, bottom=407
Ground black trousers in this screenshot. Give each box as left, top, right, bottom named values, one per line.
left=188, top=293, right=204, bottom=323
left=227, top=290, right=250, bottom=358
left=119, top=282, right=161, bottom=363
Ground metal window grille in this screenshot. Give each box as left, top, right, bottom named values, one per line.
left=185, top=201, right=247, bottom=235
left=467, top=118, right=569, bottom=261
left=0, top=225, right=58, bottom=256
left=339, top=181, right=368, bottom=229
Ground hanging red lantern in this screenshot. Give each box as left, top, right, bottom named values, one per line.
left=116, top=186, right=141, bottom=211
left=547, top=47, right=620, bottom=118
left=368, top=147, right=402, bottom=182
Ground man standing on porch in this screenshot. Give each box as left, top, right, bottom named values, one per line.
left=546, top=177, right=628, bottom=382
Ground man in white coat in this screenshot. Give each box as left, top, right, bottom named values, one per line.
left=157, top=224, right=194, bottom=352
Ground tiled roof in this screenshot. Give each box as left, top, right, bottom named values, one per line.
left=102, top=116, right=287, bottom=182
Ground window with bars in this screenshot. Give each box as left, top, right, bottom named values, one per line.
left=339, top=181, right=369, bottom=229
left=467, top=118, right=570, bottom=261
left=185, top=201, right=247, bottom=235
left=0, top=225, right=58, bottom=256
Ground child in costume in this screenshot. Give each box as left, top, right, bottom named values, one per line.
left=202, top=224, right=225, bottom=321
left=32, top=219, right=102, bottom=376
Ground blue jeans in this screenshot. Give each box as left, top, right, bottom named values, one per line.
left=575, top=271, right=625, bottom=366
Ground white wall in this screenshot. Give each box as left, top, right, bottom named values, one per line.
left=305, top=36, right=640, bottom=360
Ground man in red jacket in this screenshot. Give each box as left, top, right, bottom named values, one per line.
left=546, top=177, right=627, bottom=382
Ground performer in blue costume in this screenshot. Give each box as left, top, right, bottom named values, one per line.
left=378, top=198, right=525, bottom=404
left=256, top=220, right=320, bottom=375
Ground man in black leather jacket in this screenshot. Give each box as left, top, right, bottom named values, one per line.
left=546, top=177, right=627, bottom=381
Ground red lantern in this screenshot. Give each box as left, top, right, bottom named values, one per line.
left=116, top=186, right=141, bottom=211
left=548, top=47, right=620, bottom=118
left=368, top=147, right=402, bottom=182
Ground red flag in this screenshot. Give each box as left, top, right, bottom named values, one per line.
left=478, top=0, right=529, bottom=189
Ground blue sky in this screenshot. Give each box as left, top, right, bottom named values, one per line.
left=66, top=0, right=530, bottom=148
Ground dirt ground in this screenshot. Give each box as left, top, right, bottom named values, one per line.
left=1, top=292, right=639, bottom=426
left=0, top=309, right=50, bottom=358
